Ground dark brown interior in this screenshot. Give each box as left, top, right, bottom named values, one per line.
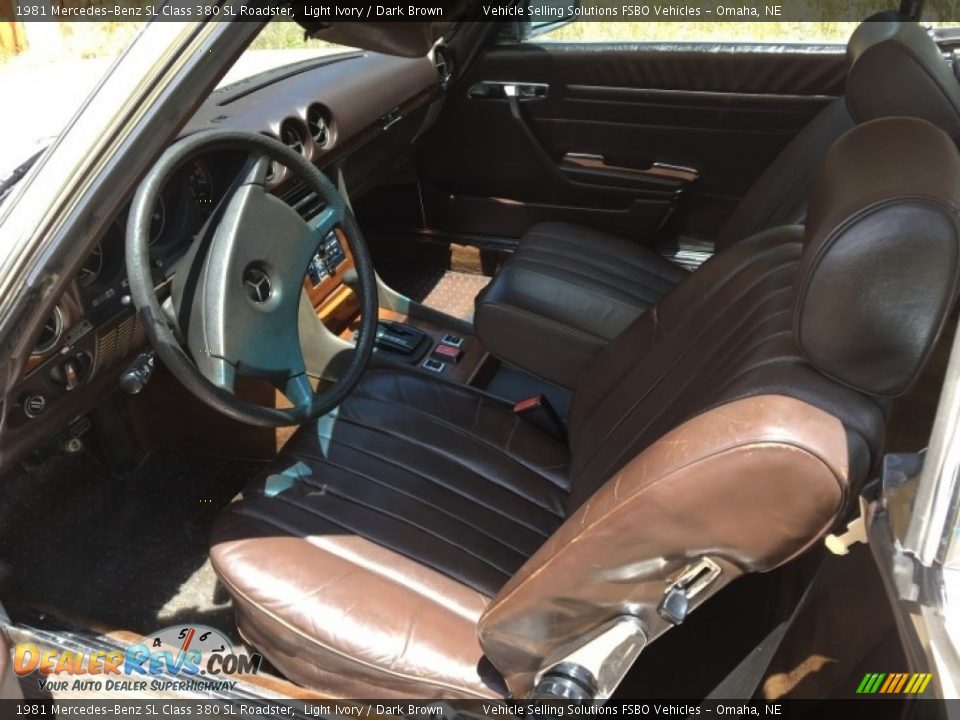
left=1, top=15, right=957, bottom=704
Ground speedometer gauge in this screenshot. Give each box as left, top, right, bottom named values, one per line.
left=187, top=160, right=214, bottom=211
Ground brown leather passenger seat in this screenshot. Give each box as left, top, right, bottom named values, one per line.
left=210, top=117, right=960, bottom=699
left=475, top=19, right=960, bottom=388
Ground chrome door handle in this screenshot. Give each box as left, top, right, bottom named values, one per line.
left=468, top=81, right=549, bottom=101
left=562, top=153, right=700, bottom=183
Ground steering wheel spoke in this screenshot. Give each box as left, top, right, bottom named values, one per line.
left=126, top=131, right=378, bottom=427
left=307, top=205, right=342, bottom=243
left=200, top=354, right=237, bottom=394
left=278, top=372, right=315, bottom=408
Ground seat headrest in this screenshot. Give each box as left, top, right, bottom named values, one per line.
left=796, top=117, right=960, bottom=398
left=847, top=20, right=960, bottom=140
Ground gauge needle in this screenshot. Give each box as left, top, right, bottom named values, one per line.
left=175, top=627, right=196, bottom=668
left=180, top=627, right=195, bottom=653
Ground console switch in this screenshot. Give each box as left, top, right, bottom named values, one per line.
left=432, top=343, right=463, bottom=365
left=306, top=232, right=346, bottom=286
left=307, top=259, right=326, bottom=286
left=422, top=358, right=446, bottom=373
left=322, top=231, right=346, bottom=268
left=441, top=334, right=464, bottom=348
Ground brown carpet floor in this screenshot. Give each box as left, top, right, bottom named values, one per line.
left=377, top=265, right=490, bottom=322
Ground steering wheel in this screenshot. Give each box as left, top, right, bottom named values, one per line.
left=125, top=131, right=378, bottom=427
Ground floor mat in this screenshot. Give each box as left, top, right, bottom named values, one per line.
left=0, top=449, right=264, bottom=636
left=377, top=265, right=490, bottom=322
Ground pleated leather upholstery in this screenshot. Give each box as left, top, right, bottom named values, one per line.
left=209, top=118, right=960, bottom=700
left=475, top=221, right=689, bottom=388
left=210, top=370, right=569, bottom=697
left=566, top=226, right=886, bottom=506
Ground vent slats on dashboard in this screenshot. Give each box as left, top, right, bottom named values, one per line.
left=280, top=182, right=325, bottom=222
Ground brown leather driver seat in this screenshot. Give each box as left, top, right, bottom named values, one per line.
left=210, top=118, right=960, bottom=699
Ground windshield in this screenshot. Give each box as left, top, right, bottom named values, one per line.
left=0, top=19, right=354, bottom=184
left=0, top=21, right=144, bottom=181
left=223, top=18, right=357, bottom=87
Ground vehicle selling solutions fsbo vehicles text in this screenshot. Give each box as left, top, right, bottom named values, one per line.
left=479, top=3, right=783, bottom=17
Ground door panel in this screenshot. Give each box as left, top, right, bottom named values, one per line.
left=419, top=42, right=847, bottom=244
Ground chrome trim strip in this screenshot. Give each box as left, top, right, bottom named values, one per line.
left=906, top=315, right=960, bottom=564
left=566, top=84, right=838, bottom=103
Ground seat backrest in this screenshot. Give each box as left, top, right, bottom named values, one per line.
left=478, top=117, right=960, bottom=696
left=715, top=17, right=960, bottom=251
left=846, top=19, right=960, bottom=140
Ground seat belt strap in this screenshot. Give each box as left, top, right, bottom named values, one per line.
left=513, top=394, right=566, bottom=441
left=700, top=563, right=823, bottom=702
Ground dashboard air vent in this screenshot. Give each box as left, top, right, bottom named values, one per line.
left=281, top=182, right=325, bottom=222
left=307, top=105, right=330, bottom=148
left=259, top=132, right=281, bottom=183
left=280, top=119, right=307, bottom=156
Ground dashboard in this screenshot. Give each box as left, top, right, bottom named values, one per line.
left=4, top=46, right=449, bottom=466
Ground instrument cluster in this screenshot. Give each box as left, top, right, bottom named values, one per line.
left=78, top=151, right=245, bottom=323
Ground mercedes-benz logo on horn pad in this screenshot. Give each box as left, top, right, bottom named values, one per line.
left=243, top=266, right=272, bottom=303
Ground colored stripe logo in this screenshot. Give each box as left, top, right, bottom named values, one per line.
left=856, top=672, right=933, bottom=694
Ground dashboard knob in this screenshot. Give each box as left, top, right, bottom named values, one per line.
left=22, top=394, right=46, bottom=419
left=62, top=358, right=82, bottom=391
left=119, top=370, right=144, bottom=395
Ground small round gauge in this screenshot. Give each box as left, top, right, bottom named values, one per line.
left=79, top=243, right=103, bottom=288
left=146, top=625, right=235, bottom=656
left=132, top=624, right=261, bottom=677
left=149, top=195, right=166, bottom=245
left=187, top=160, right=214, bottom=211
left=32, top=307, right=63, bottom=355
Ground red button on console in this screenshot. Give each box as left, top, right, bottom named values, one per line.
left=432, top=343, right=463, bottom=364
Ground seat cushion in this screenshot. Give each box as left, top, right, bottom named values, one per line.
left=210, top=369, right=570, bottom=698
left=475, top=222, right=688, bottom=388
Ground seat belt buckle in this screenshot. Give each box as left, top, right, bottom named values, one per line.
left=513, top=394, right=566, bottom=441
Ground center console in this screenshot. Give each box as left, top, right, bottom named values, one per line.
left=304, top=229, right=490, bottom=386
